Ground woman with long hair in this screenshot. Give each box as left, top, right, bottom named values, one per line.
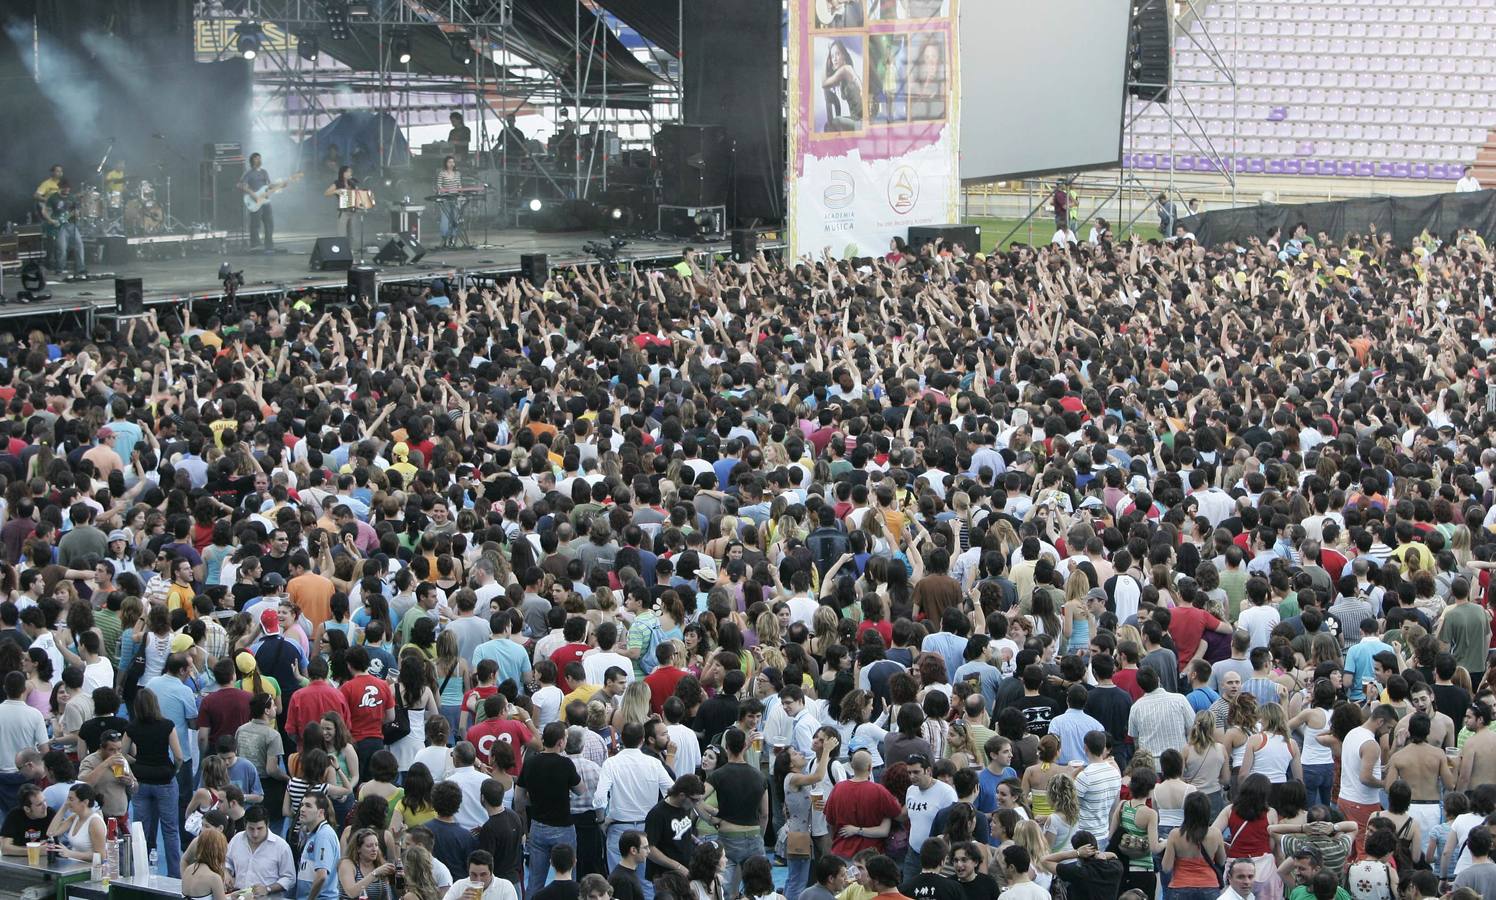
left=775, top=737, right=835, bottom=900
left=1222, top=693, right=1259, bottom=783
left=613, top=680, right=652, bottom=732
left=390, top=762, right=436, bottom=837
left=687, top=838, right=726, bottom=900
left=23, top=647, right=52, bottom=715
left=393, top=654, right=440, bottom=774
left=1014, top=819, right=1052, bottom=887
left=185, top=754, right=231, bottom=836
left=340, top=826, right=396, bottom=900
left=1212, top=773, right=1279, bottom=900
left=284, top=747, right=339, bottom=853
left=398, top=846, right=442, bottom=900
left=1042, top=772, right=1080, bottom=852
left=122, top=687, right=186, bottom=875
left=1021, top=734, right=1062, bottom=818
left=1162, top=792, right=1226, bottom=900
left=321, top=713, right=360, bottom=806
left=181, top=828, right=232, bottom=900
left=1182, top=711, right=1229, bottom=818
left=431, top=630, right=468, bottom=742
left=1241, top=702, right=1302, bottom=782
left=341, top=794, right=400, bottom=865
left=324, top=164, right=360, bottom=242
left=1286, top=678, right=1337, bottom=808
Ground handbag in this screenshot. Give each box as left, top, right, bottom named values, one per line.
left=784, top=830, right=813, bottom=859
left=383, top=696, right=411, bottom=744
left=184, top=790, right=220, bottom=837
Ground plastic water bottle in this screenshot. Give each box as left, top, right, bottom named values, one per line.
left=148, top=848, right=159, bottom=874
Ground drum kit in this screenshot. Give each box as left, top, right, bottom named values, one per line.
left=74, top=177, right=165, bottom=237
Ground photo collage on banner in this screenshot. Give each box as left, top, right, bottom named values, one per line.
left=790, top=0, right=960, bottom=258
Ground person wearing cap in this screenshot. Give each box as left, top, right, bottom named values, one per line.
left=390, top=443, right=419, bottom=482
left=252, top=608, right=308, bottom=712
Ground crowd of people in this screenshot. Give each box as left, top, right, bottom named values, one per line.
left=0, top=225, right=1492, bottom=900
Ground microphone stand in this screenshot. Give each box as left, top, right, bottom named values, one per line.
left=95, top=138, right=115, bottom=175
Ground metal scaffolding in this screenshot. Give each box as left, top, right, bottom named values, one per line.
left=193, top=0, right=682, bottom=208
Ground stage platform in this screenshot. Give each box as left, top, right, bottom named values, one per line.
left=0, top=226, right=782, bottom=327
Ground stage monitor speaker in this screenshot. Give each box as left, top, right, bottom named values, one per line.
left=1128, top=0, right=1173, bottom=103
left=655, top=124, right=729, bottom=207
left=347, top=267, right=378, bottom=304
left=200, top=159, right=246, bottom=232
left=114, top=277, right=144, bottom=315
left=373, top=232, right=426, bottom=266
left=908, top=224, right=981, bottom=252
left=309, top=237, right=354, bottom=271
left=520, top=253, right=548, bottom=288
left=731, top=229, right=757, bottom=263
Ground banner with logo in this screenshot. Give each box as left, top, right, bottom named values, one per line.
left=787, top=0, right=960, bottom=259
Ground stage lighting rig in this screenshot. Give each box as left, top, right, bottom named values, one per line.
left=324, top=0, right=350, bottom=40
left=528, top=198, right=543, bottom=212
left=450, top=36, right=472, bottom=66
left=392, top=29, right=412, bottom=65
left=235, top=21, right=264, bottom=60
left=299, top=35, right=320, bottom=61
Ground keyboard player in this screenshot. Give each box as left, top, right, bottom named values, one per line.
left=435, top=155, right=463, bottom=248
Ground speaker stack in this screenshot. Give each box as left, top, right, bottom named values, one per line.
left=309, top=238, right=354, bottom=271
left=1128, top=0, right=1173, bottom=103
left=520, top=254, right=548, bottom=288
left=114, top=278, right=144, bottom=315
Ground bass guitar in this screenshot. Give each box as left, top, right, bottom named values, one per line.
left=243, top=171, right=304, bottom=212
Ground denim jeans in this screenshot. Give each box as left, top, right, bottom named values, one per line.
left=1168, top=888, right=1220, bottom=900
left=606, top=821, right=648, bottom=874
left=786, top=855, right=812, bottom=900
left=1302, top=763, right=1335, bottom=809
left=54, top=223, right=84, bottom=273
left=135, top=780, right=181, bottom=877
left=719, top=831, right=763, bottom=899
left=527, top=822, right=576, bottom=899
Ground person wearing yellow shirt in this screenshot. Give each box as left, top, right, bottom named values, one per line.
left=389, top=442, right=419, bottom=481
left=33, top=164, right=63, bottom=204
left=166, top=556, right=199, bottom=621
left=563, top=678, right=602, bottom=708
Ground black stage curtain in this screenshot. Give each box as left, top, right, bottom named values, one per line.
left=683, top=0, right=784, bottom=224
left=1182, top=189, right=1496, bottom=248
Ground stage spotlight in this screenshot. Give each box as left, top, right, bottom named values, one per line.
left=325, top=0, right=350, bottom=40
left=450, top=37, right=472, bottom=66
left=299, top=35, right=320, bottom=61
left=393, top=30, right=412, bottom=65
left=610, top=207, right=623, bottom=221
left=529, top=198, right=543, bottom=212
left=235, top=22, right=264, bottom=60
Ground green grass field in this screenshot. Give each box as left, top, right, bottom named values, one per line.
left=965, top=216, right=1166, bottom=252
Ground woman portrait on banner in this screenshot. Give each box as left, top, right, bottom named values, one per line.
left=821, top=38, right=864, bottom=132
left=869, top=35, right=908, bottom=123
left=909, top=34, right=947, bottom=120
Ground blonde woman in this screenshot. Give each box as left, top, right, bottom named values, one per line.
left=1014, top=819, right=1054, bottom=889
left=1182, top=710, right=1229, bottom=818
left=809, top=607, right=840, bottom=659
left=612, top=680, right=652, bottom=732
left=1222, top=693, right=1259, bottom=783
left=398, top=846, right=442, bottom=900
left=1060, top=575, right=1094, bottom=657
left=1241, top=702, right=1301, bottom=783
left=1041, top=771, right=1080, bottom=852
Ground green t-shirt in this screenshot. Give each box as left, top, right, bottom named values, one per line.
left=1276, top=592, right=1301, bottom=621
left=1439, top=601, right=1491, bottom=675
left=1288, top=885, right=1350, bottom=900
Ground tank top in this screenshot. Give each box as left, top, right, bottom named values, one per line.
left=1066, top=614, right=1090, bottom=653
left=1155, top=789, right=1186, bottom=830
left=340, top=861, right=395, bottom=900
left=1171, top=853, right=1222, bottom=889
left=1183, top=743, right=1225, bottom=794
left=1029, top=763, right=1054, bottom=816
left=1339, top=726, right=1383, bottom=804
left=1120, top=801, right=1155, bottom=871
left=1229, top=728, right=1257, bottom=770
left=1248, top=733, right=1293, bottom=780
left=1226, top=812, right=1270, bottom=857
left=1300, top=709, right=1334, bottom=765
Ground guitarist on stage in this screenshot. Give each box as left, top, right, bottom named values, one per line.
left=238, top=153, right=284, bottom=253
left=40, top=180, right=86, bottom=279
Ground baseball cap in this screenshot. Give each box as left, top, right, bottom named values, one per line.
left=96, top=427, right=114, bottom=440
left=262, top=572, right=286, bottom=588
left=170, top=633, right=194, bottom=653
left=260, top=608, right=281, bottom=634
left=107, top=530, right=130, bottom=544
left=235, top=652, right=258, bottom=675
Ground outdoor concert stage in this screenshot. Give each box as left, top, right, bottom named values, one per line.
left=1, top=227, right=783, bottom=328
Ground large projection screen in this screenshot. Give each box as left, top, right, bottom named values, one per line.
left=959, top=0, right=1131, bottom=182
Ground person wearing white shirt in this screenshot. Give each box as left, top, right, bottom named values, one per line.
left=786, top=588, right=818, bottom=628
left=582, top=625, right=634, bottom=685
left=442, top=853, right=518, bottom=900
left=1051, top=227, right=1077, bottom=246
left=0, top=674, right=47, bottom=770
left=782, top=688, right=820, bottom=756
left=594, top=725, right=674, bottom=872
left=447, top=744, right=492, bottom=831
left=1457, top=166, right=1482, bottom=193
left=226, top=808, right=296, bottom=896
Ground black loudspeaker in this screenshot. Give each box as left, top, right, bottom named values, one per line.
left=200, top=159, right=247, bottom=232
left=655, top=124, right=729, bottom=207
left=309, top=237, right=354, bottom=271
left=731, top=228, right=757, bottom=263
left=347, top=267, right=378, bottom=304
left=1128, top=0, right=1172, bottom=103
left=520, top=253, right=548, bottom=287
left=114, top=277, right=144, bottom=315
left=374, top=232, right=427, bottom=266
left=908, top=224, right=981, bottom=252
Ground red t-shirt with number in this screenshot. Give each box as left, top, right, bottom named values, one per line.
left=467, top=718, right=532, bottom=775
left=339, top=673, right=395, bottom=741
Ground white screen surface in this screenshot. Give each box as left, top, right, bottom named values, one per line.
left=958, top=0, right=1131, bottom=181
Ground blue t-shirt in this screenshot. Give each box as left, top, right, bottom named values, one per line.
left=296, top=823, right=340, bottom=900
left=144, top=675, right=200, bottom=767
left=476, top=638, right=532, bottom=691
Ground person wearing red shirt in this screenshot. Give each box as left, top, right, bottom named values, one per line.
left=643, top=643, right=688, bottom=716
left=824, top=748, right=904, bottom=858
left=1168, top=596, right=1233, bottom=671
left=286, top=657, right=353, bottom=745
left=465, top=693, right=535, bottom=775
left=338, top=645, right=394, bottom=774
left=548, top=618, right=591, bottom=694
left=197, top=658, right=252, bottom=749
left=1112, top=646, right=1144, bottom=701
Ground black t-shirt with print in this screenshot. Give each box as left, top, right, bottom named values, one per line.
left=644, top=799, right=696, bottom=879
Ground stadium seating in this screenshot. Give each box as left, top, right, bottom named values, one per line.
left=1125, top=0, right=1496, bottom=181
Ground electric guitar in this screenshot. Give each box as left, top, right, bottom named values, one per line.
left=816, top=0, right=851, bottom=25
left=243, top=171, right=304, bottom=213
